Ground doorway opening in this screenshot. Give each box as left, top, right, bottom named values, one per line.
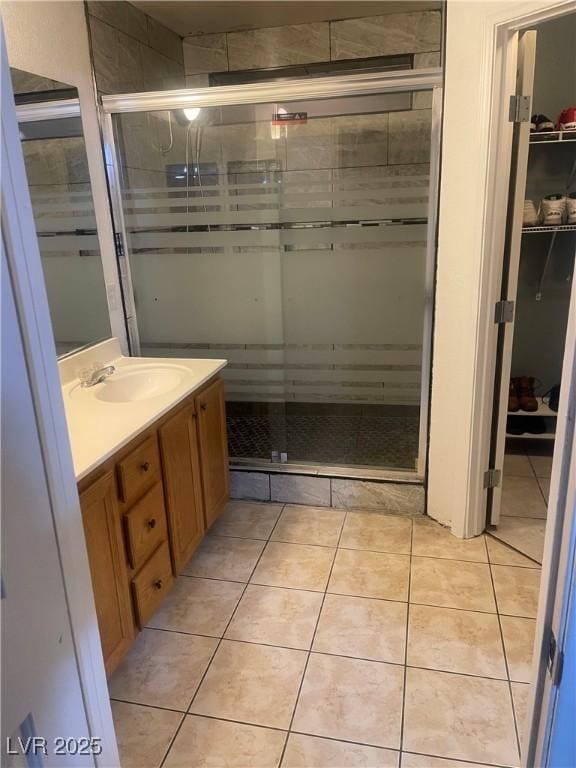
left=487, top=13, right=576, bottom=565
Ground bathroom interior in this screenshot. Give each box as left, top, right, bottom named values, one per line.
left=3, top=1, right=576, bottom=767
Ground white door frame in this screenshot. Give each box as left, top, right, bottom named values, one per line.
left=525, top=238, right=576, bottom=766
left=1, top=32, right=119, bottom=767
left=463, top=0, right=576, bottom=539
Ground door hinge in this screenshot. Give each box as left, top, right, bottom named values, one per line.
left=483, top=468, right=501, bottom=489
left=548, top=630, right=564, bottom=686
left=494, top=300, right=515, bottom=324
left=509, top=94, right=531, bottom=123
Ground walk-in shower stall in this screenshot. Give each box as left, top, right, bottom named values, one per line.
left=100, top=67, right=442, bottom=480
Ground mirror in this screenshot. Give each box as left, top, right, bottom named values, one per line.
left=11, top=68, right=112, bottom=358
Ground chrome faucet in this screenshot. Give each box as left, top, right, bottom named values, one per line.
left=79, top=364, right=116, bottom=388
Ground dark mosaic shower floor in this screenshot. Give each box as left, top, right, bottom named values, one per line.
left=226, top=403, right=419, bottom=470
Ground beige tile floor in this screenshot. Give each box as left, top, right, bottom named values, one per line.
left=492, top=447, right=551, bottom=563
left=111, top=501, right=541, bottom=768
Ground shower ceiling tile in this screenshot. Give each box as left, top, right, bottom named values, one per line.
left=330, top=11, right=441, bottom=60
left=227, top=22, right=330, bottom=71
left=183, top=33, right=228, bottom=74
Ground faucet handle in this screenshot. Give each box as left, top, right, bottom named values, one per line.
left=78, top=364, right=98, bottom=386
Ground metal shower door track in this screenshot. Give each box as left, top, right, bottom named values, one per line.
left=100, top=67, right=443, bottom=483
left=101, top=67, right=442, bottom=114
left=16, top=98, right=81, bottom=122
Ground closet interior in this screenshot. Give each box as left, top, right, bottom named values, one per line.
left=494, top=13, right=576, bottom=562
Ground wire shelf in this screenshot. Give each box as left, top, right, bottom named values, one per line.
left=522, top=224, right=576, bottom=233
left=530, top=130, right=576, bottom=144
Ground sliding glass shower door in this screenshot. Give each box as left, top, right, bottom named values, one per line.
left=106, top=73, right=440, bottom=475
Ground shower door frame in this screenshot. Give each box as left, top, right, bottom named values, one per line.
left=100, top=67, right=443, bottom=482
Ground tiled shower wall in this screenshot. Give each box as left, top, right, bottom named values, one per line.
left=113, top=8, right=443, bottom=412
left=182, top=10, right=441, bottom=84
left=86, top=1, right=185, bottom=93
left=87, top=5, right=442, bottom=498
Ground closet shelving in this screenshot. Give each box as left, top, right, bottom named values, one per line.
left=522, top=224, right=576, bottom=233
left=530, top=129, right=576, bottom=144
left=508, top=127, right=576, bottom=444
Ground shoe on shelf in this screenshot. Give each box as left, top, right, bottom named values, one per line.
left=509, top=379, right=520, bottom=412
left=567, top=193, right=576, bottom=225
left=546, top=383, right=561, bottom=413
left=525, top=416, right=547, bottom=435
left=523, top=200, right=539, bottom=227
left=557, top=106, right=576, bottom=131
left=517, top=375, right=539, bottom=412
left=540, top=194, right=566, bottom=226
left=531, top=114, right=555, bottom=132
left=507, top=416, right=526, bottom=436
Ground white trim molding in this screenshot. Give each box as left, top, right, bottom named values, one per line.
left=428, top=0, right=575, bottom=538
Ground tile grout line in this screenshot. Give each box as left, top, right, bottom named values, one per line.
left=125, top=623, right=529, bottom=684
left=131, top=506, right=536, bottom=767
left=398, top=516, right=414, bottom=766
left=158, top=507, right=285, bottom=768
left=485, top=531, right=542, bottom=568
left=485, top=536, right=523, bottom=763
left=276, top=509, right=348, bottom=767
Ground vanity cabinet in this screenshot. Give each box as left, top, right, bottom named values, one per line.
left=78, top=375, right=228, bottom=676
left=197, top=378, right=229, bottom=527
left=159, top=404, right=205, bottom=574
left=79, top=472, right=134, bottom=676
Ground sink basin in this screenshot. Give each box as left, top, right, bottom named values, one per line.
left=73, top=365, right=188, bottom=403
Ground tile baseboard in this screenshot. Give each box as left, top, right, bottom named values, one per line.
left=230, top=470, right=424, bottom=515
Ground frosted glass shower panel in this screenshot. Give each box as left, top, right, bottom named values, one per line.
left=113, top=91, right=433, bottom=470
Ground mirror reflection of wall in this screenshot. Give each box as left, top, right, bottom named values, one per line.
left=11, top=68, right=112, bottom=358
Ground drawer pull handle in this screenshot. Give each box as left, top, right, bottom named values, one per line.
left=147, top=518, right=157, bottom=530
left=200, top=403, right=208, bottom=411
left=141, top=461, right=150, bottom=472
left=153, top=579, right=163, bottom=590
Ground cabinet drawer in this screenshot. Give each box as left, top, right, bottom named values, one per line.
left=117, top=435, right=160, bottom=505
left=124, top=483, right=167, bottom=569
left=131, top=541, right=173, bottom=628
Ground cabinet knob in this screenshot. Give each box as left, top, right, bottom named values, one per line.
left=147, top=518, right=157, bottom=530
left=153, top=579, right=163, bottom=590
left=200, top=403, right=208, bottom=411
left=141, top=461, right=150, bottom=472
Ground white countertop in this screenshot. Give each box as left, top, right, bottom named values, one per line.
left=60, top=341, right=226, bottom=481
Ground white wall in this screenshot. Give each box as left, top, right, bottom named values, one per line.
left=1, top=0, right=123, bottom=349
left=428, top=0, right=570, bottom=531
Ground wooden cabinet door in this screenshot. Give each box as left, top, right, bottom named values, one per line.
left=196, top=378, right=230, bottom=527
left=79, top=471, right=134, bottom=676
left=159, top=404, right=205, bottom=574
